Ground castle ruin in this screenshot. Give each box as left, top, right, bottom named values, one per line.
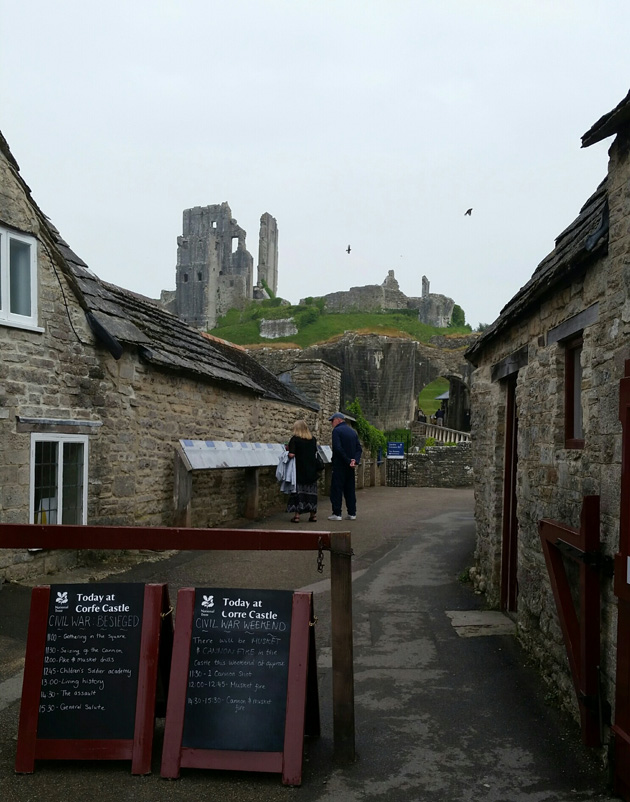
left=160, top=203, right=278, bottom=330
left=302, top=271, right=455, bottom=327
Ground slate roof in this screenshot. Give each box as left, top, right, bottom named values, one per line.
left=465, top=90, right=630, bottom=366
left=465, top=178, right=608, bottom=365
left=582, top=88, right=630, bottom=148
left=0, top=132, right=317, bottom=411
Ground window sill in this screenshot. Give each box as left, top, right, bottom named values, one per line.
left=565, top=438, right=585, bottom=450
left=0, top=319, right=44, bottom=333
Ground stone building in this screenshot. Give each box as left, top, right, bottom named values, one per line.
left=464, top=89, right=630, bottom=791
left=161, top=205, right=278, bottom=330
left=303, top=270, right=456, bottom=327
left=0, top=132, right=323, bottom=583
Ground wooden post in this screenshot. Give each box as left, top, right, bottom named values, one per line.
left=330, top=531, right=355, bottom=762
left=243, top=467, right=260, bottom=520
left=173, top=446, right=192, bottom=527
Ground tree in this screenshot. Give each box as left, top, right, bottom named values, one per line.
left=450, top=304, right=466, bottom=327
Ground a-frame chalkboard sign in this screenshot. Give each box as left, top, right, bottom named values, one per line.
left=161, top=588, right=319, bottom=786
left=15, top=582, right=173, bottom=775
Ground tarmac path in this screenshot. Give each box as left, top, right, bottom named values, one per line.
left=0, top=486, right=617, bottom=801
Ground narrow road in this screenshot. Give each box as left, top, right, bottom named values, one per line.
left=0, top=487, right=615, bottom=801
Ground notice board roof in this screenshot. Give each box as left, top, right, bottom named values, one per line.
left=179, top=440, right=332, bottom=471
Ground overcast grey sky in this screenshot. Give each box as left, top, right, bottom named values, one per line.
left=1, top=0, right=628, bottom=328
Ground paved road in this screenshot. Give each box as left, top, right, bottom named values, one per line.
left=0, top=487, right=616, bottom=801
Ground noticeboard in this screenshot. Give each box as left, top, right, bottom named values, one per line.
left=161, top=587, right=319, bottom=786
left=15, top=583, right=172, bottom=775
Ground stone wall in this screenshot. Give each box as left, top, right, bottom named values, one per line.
left=302, top=270, right=457, bottom=327
left=414, top=293, right=455, bottom=328
left=0, top=147, right=321, bottom=582
left=287, top=359, right=342, bottom=441
left=465, top=131, right=630, bottom=730
left=247, top=335, right=472, bottom=431
left=260, top=318, right=297, bottom=339
left=406, top=443, right=473, bottom=488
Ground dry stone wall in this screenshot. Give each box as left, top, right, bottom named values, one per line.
left=406, top=443, right=473, bottom=488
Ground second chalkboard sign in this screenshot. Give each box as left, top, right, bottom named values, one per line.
left=183, top=588, right=293, bottom=752
left=161, top=587, right=319, bottom=785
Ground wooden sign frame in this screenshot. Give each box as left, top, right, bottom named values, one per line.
left=15, top=582, right=172, bottom=775
left=161, top=589, right=319, bottom=786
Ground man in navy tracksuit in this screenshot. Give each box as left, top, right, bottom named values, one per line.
left=327, top=412, right=362, bottom=521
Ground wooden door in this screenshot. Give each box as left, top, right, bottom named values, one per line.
left=501, top=375, right=518, bottom=612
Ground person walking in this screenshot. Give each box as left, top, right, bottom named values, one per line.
left=286, top=419, right=319, bottom=523
left=327, top=412, right=362, bottom=521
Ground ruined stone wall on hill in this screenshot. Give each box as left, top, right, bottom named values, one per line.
left=302, top=270, right=457, bottom=326
left=414, top=293, right=454, bottom=328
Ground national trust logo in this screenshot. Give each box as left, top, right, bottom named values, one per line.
left=201, top=594, right=215, bottom=616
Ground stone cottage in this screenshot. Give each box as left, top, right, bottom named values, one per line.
left=0, top=131, right=327, bottom=583
left=465, top=89, right=630, bottom=796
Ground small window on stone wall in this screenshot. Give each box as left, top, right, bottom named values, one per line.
left=30, top=434, right=88, bottom=525
left=0, top=226, right=38, bottom=329
left=564, top=335, right=584, bottom=449
left=197, top=272, right=202, bottom=281
left=183, top=273, right=189, bottom=283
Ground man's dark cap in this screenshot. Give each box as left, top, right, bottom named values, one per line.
left=328, top=412, right=345, bottom=421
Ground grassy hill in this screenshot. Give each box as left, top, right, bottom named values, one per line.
left=210, top=299, right=472, bottom=349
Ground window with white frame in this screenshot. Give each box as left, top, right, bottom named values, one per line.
left=0, top=225, right=38, bottom=328
left=30, top=434, right=88, bottom=525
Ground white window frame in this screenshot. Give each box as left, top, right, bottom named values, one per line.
left=29, top=434, right=89, bottom=525
left=0, top=225, right=39, bottom=330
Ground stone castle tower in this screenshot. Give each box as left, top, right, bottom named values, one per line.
left=164, top=204, right=279, bottom=330
left=174, top=203, right=253, bottom=330
left=257, top=212, right=278, bottom=297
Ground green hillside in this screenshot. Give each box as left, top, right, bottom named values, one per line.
left=418, top=377, right=450, bottom=416
left=210, top=300, right=471, bottom=348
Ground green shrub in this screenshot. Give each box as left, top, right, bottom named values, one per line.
left=295, top=306, right=320, bottom=328
left=261, top=278, right=275, bottom=299
left=345, top=398, right=387, bottom=457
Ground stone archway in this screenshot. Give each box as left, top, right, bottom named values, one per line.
left=247, top=333, right=475, bottom=432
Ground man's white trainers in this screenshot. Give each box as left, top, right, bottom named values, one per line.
left=345, top=515, right=357, bottom=520
left=327, top=514, right=343, bottom=521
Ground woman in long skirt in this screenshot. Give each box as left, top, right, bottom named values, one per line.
left=287, top=420, right=319, bottom=523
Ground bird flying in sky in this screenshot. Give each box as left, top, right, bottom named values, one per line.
left=464, top=208, right=473, bottom=216
left=346, top=245, right=351, bottom=253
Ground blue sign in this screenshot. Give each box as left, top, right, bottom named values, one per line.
left=387, top=441, right=405, bottom=459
